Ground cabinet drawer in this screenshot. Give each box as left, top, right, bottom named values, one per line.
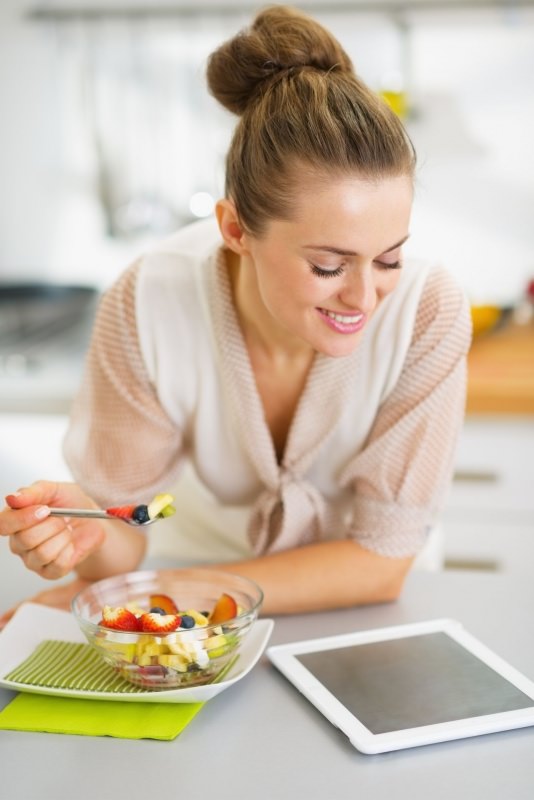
left=447, top=417, right=534, bottom=514
left=443, top=518, right=534, bottom=574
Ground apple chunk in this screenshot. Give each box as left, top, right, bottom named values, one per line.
left=208, top=592, right=238, bottom=624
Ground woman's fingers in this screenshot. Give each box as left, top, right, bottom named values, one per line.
left=11, top=539, right=75, bottom=579
left=0, top=503, right=51, bottom=537
left=1, top=481, right=103, bottom=579
left=20, top=531, right=75, bottom=577
left=9, top=518, right=105, bottom=579
left=7, top=515, right=63, bottom=554
left=5, top=480, right=61, bottom=511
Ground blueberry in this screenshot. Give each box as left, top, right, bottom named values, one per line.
left=132, top=504, right=150, bottom=523
left=180, top=615, right=195, bottom=629
left=150, top=606, right=166, bottom=615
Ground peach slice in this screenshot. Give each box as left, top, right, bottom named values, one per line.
left=208, top=592, right=238, bottom=624
left=149, top=593, right=179, bottom=615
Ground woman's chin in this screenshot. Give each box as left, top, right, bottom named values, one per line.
left=313, top=330, right=365, bottom=358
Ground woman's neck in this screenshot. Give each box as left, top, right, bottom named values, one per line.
left=226, top=248, right=314, bottom=367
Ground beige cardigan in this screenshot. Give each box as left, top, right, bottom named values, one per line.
left=63, top=220, right=471, bottom=563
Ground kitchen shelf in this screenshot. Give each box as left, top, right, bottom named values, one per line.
left=27, top=0, right=534, bottom=21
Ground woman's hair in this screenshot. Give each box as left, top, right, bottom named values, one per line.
left=207, top=5, right=416, bottom=236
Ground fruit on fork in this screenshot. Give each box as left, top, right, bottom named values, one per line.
left=106, top=493, right=176, bottom=523
left=48, top=493, right=176, bottom=527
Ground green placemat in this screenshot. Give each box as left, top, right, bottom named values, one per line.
left=4, top=640, right=145, bottom=693
left=0, top=639, right=236, bottom=740
left=0, top=693, right=203, bottom=740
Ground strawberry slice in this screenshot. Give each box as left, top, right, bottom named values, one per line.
left=208, top=593, right=238, bottom=624
left=149, top=593, right=179, bottom=615
left=140, top=612, right=181, bottom=633
left=101, top=605, right=140, bottom=631
left=106, top=504, right=136, bottom=520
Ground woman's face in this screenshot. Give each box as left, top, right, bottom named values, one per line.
left=239, top=173, right=413, bottom=358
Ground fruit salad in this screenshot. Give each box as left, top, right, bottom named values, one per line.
left=106, top=492, right=176, bottom=525
left=94, top=591, right=241, bottom=689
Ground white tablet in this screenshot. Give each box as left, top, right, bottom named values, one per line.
left=267, top=618, right=534, bottom=754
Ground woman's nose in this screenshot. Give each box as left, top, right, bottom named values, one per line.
left=339, top=265, right=377, bottom=314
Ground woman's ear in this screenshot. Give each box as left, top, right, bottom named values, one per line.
left=215, top=199, right=249, bottom=255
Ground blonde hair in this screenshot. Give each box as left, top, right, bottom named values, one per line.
left=207, top=5, right=415, bottom=235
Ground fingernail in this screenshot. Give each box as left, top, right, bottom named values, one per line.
left=5, top=491, right=21, bottom=502
left=34, top=506, right=50, bottom=520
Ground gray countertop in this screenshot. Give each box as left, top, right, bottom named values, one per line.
left=1, top=568, right=533, bottom=800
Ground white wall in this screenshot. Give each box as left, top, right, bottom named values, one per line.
left=1, top=1, right=533, bottom=300
left=0, top=0, right=158, bottom=288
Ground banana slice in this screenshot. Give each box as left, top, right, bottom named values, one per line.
left=147, top=493, right=175, bottom=519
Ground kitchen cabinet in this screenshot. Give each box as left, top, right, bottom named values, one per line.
left=442, top=319, right=534, bottom=572
left=442, top=417, right=534, bottom=573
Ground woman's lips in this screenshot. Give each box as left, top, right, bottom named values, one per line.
left=317, top=307, right=366, bottom=334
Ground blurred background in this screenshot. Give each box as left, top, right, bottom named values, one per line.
left=1, top=0, right=533, bottom=603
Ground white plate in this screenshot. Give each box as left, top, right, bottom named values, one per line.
left=0, top=603, right=274, bottom=704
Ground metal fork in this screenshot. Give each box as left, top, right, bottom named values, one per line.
left=48, top=508, right=161, bottom=527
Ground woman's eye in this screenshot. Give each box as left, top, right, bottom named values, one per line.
left=375, top=248, right=403, bottom=270
left=309, top=263, right=345, bottom=279
left=375, top=259, right=402, bottom=271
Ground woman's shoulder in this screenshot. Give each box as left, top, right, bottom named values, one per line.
left=135, top=218, right=223, bottom=318
left=411, top=264, right=472, bottom=356
left=147, top=217, right=223, bottom=263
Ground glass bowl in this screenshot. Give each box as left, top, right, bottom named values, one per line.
left=71, top=568, right=263, bottom=690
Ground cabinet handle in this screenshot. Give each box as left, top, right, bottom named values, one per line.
left=453, top=470, right=500, bottom=483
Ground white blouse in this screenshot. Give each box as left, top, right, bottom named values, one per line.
left=63, top=219, right=471, bottom=565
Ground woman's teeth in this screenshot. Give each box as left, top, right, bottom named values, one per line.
left=323, top=309, right=363, bottom=324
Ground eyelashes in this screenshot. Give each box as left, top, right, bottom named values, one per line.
left=310, top=263, right=344, bottom=279
left=309, top=260, right=402, bottom=279
left=376, top=260, right=402, bottom=270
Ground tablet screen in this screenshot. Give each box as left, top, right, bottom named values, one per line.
left=296, top=632, right=534, bottom=734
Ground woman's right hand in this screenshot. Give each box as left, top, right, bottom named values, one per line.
left=0, top=480, right=106, bottom=580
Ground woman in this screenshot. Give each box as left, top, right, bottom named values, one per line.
left=0, top=6, right=470, bottom=619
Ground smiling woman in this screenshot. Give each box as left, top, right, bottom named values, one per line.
left=0, top=5, right=471, bottom=621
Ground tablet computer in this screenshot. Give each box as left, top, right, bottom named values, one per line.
left=267, top=619, right=534, bottom=754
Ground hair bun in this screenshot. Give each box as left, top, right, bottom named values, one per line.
left=206, top=5, right=354, bottom=115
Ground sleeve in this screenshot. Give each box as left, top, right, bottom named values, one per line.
left=62, top=261, right=185, bottom=507
left=340, top=266, right=472, bottom=558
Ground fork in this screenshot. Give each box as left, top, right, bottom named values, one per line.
left=48, top=508, right=162, bottom=527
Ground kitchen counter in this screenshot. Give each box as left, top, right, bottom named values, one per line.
left=466, top=321, right=534, bottom=415
left=0, top=569, right=533, bottom=800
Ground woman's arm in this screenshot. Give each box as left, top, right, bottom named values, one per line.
left=215, top=540, right=414, bottom=614
left=342, top=267, right=472, bottom=559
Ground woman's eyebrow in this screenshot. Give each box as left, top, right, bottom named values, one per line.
left=303, top=234, right=410, bottom=257
left=383, top=234, right=410, bottom=253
